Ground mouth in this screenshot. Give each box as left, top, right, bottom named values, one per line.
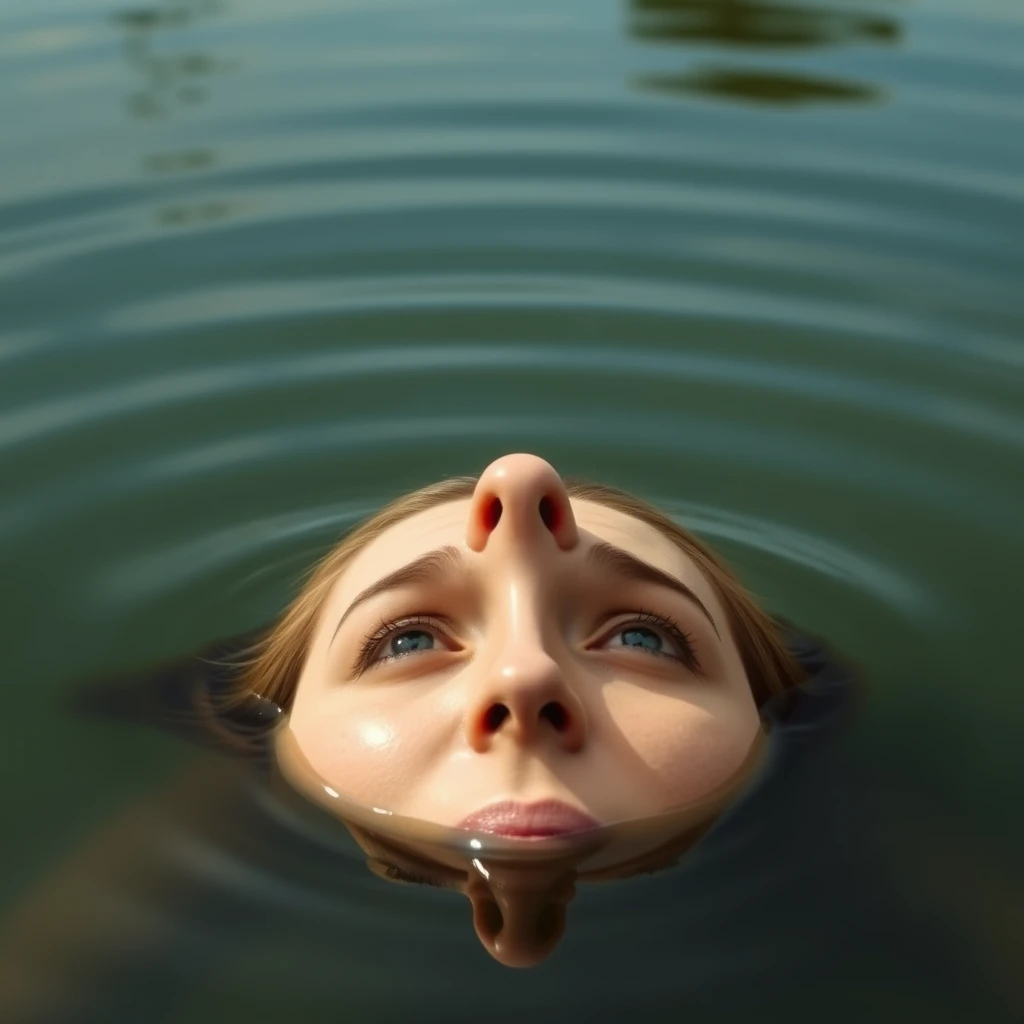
left=455, top=799, right=601, bottom=838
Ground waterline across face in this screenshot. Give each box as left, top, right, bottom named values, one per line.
left=286, top=454, right=763, bottom=833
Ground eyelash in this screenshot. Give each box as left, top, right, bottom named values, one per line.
left=354, top=607, right=702, bottom=677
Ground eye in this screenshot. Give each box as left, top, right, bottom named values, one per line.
left=354, top=615, right=453, bottom=675
left=599, top=609, right=702, bottom=673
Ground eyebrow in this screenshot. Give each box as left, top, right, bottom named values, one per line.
left=330, top=540, right=721, bottom=648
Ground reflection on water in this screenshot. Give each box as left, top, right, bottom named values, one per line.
left=345, top=822, right=718, bottom=969
left=629, top=0, right=901, bottom=48
left=630, top=0, right=900, bottom=105
left=114, top=0, right=230, bottom=121
left=114, top=0, right=232, bottom=226
left=638, top=67, right=880, bottom=105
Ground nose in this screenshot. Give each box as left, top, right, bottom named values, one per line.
left=463, top=454, right=586, bottom=754
left=465, top=654, right=587, bottom=754
left=465, top=453, right=580, bottom=554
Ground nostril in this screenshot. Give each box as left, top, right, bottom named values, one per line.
left=484, top=704, right=509, bottom=732
left=484, top=496, right=502, bottom=531
left=541, top=702, right=569, bottom=732
left=538, top=494, right=559, bottom=531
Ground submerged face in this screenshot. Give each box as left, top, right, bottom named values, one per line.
left=288, top=454, right=762, bottom=833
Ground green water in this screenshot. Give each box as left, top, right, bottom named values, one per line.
left=1, top=0, right=1022, bottom=1021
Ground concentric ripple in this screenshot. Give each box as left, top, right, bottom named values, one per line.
left=1, top=0, right=1022, bottom=1019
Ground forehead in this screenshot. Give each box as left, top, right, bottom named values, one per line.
left=333, top=497, right=709, bottom=603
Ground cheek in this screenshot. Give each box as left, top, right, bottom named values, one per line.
left=287, top=688, right=453, bottom=808
left=603, top=686, right=760, bottom=807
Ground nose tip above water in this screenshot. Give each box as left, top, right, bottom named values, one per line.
left=465, top=453, right=579, bottom=553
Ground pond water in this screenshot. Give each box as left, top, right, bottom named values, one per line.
left=1, top=0, right=1022, bottom=1021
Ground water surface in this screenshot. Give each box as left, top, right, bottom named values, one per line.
left=1, top=0, right=1022, bottom=1021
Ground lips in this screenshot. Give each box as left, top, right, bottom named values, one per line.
left=455, top=799, right=600, bottom=837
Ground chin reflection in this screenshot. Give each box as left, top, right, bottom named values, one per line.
left=346, top=818, right=716, bottom=967
left=273, top=725, right=767, bottom=967
left=356, top=826, right=579, bottom=968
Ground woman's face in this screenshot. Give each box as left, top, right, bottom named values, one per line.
left=288, top=454, right=762, bottom=833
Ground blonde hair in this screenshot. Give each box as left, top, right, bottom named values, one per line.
left=230, top=475, right=808, bottom=708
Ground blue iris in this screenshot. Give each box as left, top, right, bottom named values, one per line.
left=620, top=626, right=662, bottom=653
left=389, top=629, right=434, bottom=657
